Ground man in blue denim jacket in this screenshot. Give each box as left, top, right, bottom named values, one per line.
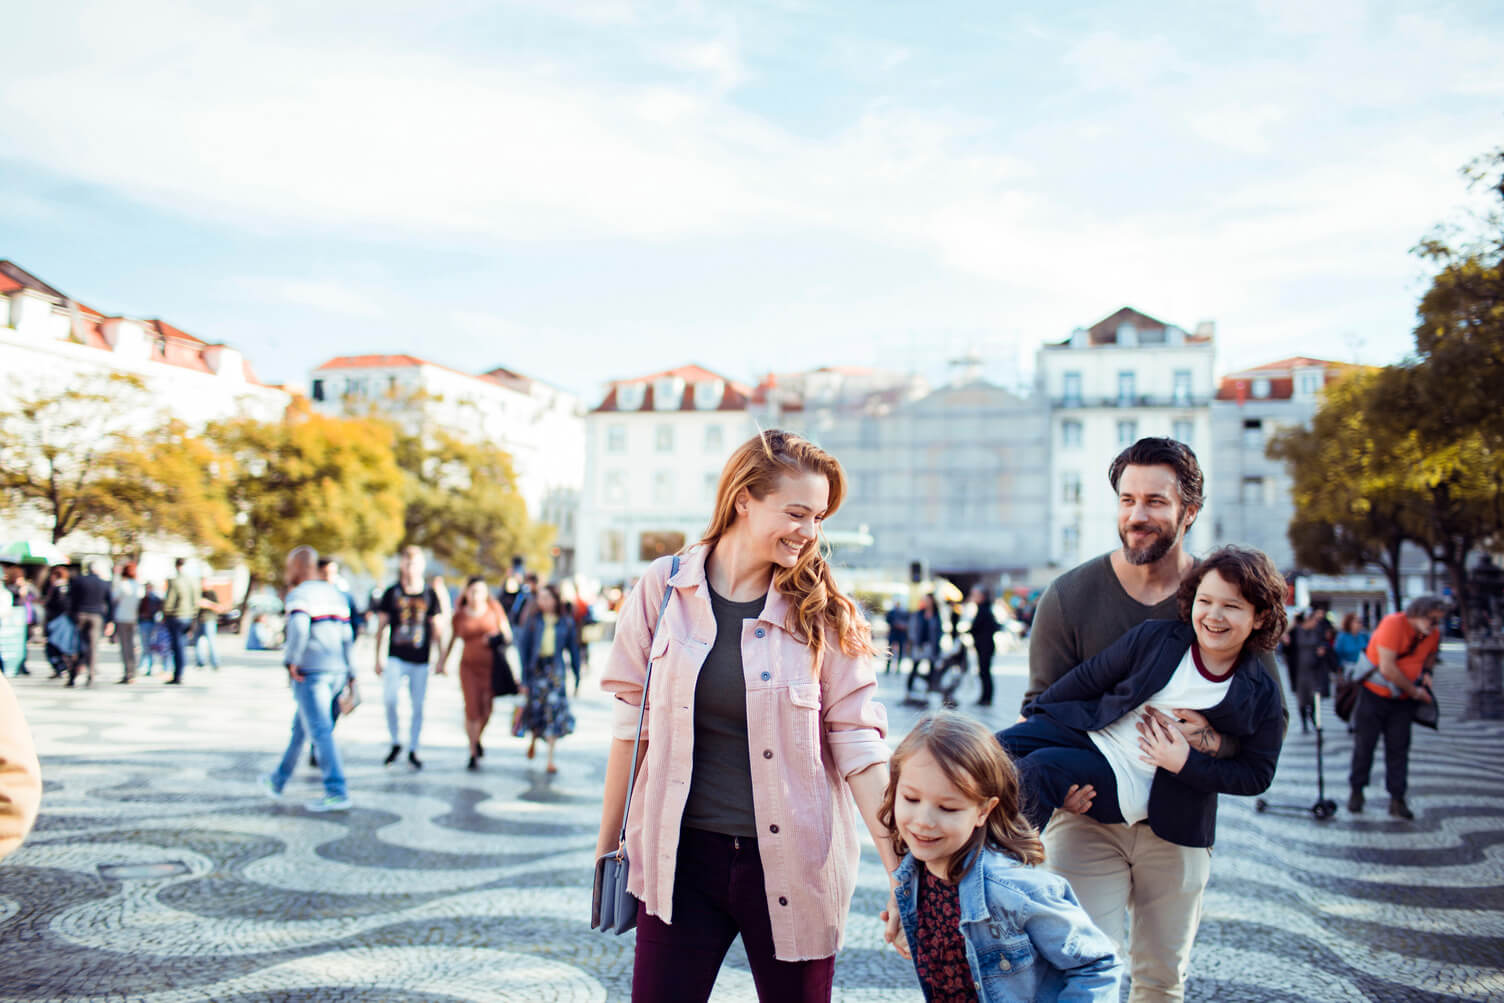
left=259, top=546, right=353, bottom=812
left=893, top=845, right=1122, bottom=1002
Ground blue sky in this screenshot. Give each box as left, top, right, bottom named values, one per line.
left=3, top=0, right=1501, bottom=400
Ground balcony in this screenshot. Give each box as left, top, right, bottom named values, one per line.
left=1051, top=394, right=1208, bottom=409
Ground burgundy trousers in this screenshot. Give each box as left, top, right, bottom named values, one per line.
left=631, top=827, right=835, bottom=1002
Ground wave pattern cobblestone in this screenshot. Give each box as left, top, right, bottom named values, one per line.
left=0, top=640, right=1499, bottom=1001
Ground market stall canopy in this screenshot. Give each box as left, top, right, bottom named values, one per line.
left=0, top=540, right=71, bottom=566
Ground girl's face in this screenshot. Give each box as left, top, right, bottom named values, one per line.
left=736, top=471, right=829, bottom=570
left=892, top=747, right=998, bottom=879
left=465, top=582, right=489, bottom=609
left=1191, top=569, right=1264, bottom=661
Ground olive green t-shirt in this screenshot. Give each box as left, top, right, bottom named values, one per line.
left=681, top=586, right=766, bottom=838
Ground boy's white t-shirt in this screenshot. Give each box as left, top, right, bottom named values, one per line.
left=1088, top=647, right=1233, bottom=825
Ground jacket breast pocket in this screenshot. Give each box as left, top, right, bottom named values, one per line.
left=786, top=682, right=822, bottom=761
left=979, top=932, right=1036, bottom=983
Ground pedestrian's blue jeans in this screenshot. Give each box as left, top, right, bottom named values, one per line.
left=193, top=618, right=220, bottom=668
left=271, top=670, right=347, bottom=798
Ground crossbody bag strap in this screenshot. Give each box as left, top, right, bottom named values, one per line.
left=616, top=554, right=679, bottom=854
left=1361, top=627, right=1426, bottom=686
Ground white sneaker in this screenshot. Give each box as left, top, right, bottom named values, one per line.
left=305, top=794, right=352, bottom=812
left=257, top=774, right=282, bottom=798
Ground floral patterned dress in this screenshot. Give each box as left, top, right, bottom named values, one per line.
left=914, top=866, right=979, bottom=1002
left=523, top=614, right=576, bottom=741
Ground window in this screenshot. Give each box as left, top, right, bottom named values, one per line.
left=1242, top=476, right=1266, bottom=506
left=1117, top=371, right=1136, bottom=405
left=1172, top=369, right=1192, bottom=404
left=1062, top=371, right=1082, bottom=406
left=653, top=376, right=686, bottom=410
left=606, top=424, right=626, bottom=454
left=856, top=472, right=879, bottom=501
left=703, top=472, right=720, bottom=502
left=1296, top=370, right=1322, bottom=396
left=311, top=379, right=325, bottom=402
left=653, top=470, right=675, bottom=506
left=1242, top=418, right=1263, bottom=449
left=599, top=529, right=624, bottom=563
left=344, top=377, right=368, bottom=397
left=1251, top=378, right=1271, bottom=399
left=639, top=530, right=686, bottom=562
left=604, top=471, right=627, bottom=504
left=1061, top=420, right=1083, bottom=448
left=704, top=424, right=723, bottom=453
left=1062, top=525, right=1079, bottom=556
left=1116, top=420, right=1138, bottom=446
left=860, top=418, right=879, bottom=448
left=693, top=380, right=725, bottom=410
left=1062, top=471, right=1082, bottom=504
left=616, top=383, right=645, bottom=410
left=655, top=425, right=674, bottom=453
left=1173, top=419, right=1193, bottom=446
left=387, top=375, right=400, bottom=395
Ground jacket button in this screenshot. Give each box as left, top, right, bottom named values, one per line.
left=998, top=959, right=1011, bottom=971
left=755, top=627, right=766, bottom=638
left=769, top=824, right=779, bottom=834
left=760, top=671, right=771, bottom=681
left=778, top=896, right=788, bottom=906
left=763, top=749, right=773, bottom=759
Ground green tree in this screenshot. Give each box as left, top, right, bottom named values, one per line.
left=395, top=427, right=554, bottom=581
left=1268, top=369, right=1414, bottom=609
left=207, top=400, right=405, bottom=598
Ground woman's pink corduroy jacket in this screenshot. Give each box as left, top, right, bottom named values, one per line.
left=600, top=547, right=890, bottom=961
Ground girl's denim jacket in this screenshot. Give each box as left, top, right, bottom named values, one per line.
left=893, top=846, right=1122, bottom=1003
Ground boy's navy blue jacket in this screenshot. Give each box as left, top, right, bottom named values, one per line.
left=1022, top=620, right=1284, bottom=848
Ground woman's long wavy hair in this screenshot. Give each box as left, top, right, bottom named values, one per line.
left=879, top=712, right=1044, bottom=883
left=698, top=429, right=874, bottom=670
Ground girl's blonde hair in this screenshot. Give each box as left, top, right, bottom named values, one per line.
left=878, top=712, right=1044, bottom=883
left=699, top=429, right=874, bottom=667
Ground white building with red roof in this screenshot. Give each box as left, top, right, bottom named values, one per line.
left=309, top=354, right=584, bottom=572
left=577, top=364, right=760, bottom=587
left=1037, top=307, right=1217, bottom=565
left=0, top=260, right=289, bottom=427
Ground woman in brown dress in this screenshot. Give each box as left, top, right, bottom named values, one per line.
left=442, top=577, right=511, bottom=770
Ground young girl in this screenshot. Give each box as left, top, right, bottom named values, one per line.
left=881, top=712, right=1122, bottom=1003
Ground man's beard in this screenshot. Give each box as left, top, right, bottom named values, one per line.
left=1119, top=518, right=1181, bottom=566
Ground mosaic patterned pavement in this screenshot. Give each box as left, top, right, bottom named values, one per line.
left=1, top=637, right=1501, bottom=1001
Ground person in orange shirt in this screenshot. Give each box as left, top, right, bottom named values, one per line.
left=1348, top=596, right=1446, bottom=819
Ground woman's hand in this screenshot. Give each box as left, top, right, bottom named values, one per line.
left=1137, top=712, right=1190, bottom=773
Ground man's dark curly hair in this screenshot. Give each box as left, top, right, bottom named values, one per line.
left=1109, top=437, right=1204, bottom=514
left=1176, top=545, right=1288, bottom=653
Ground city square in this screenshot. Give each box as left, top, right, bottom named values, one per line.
left=1, top=638, right=1500, bottom=1002
left=4, top=4, right=1504, bottom=1002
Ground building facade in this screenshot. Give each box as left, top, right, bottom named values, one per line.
left=310, top=354, right=584, bottom=573
left=1036, top=307, right=1216, bottom=566
left=0, top=260, right=290, bottom=578
left=798, top=376, right=1051, bottom=588
left=576, top=365, right=759, bottom=589
left=1209, top=356, right=1431, bottom=611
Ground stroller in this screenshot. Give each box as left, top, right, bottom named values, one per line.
left=902, top=641, right=969, bottom=709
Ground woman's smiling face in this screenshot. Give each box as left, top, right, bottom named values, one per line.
left=1191, top=569, right=1264, bottom=661
left=738, top=471, right=829, bottom=570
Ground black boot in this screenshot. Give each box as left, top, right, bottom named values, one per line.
left=383, top=744, right=402, bottom=766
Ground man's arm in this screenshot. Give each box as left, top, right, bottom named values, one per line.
left=373, top=611, right=390, bottom=676
left=1376, top=644, right=1428, bottom=701
left=1022, top=585, right=1073, bottom=710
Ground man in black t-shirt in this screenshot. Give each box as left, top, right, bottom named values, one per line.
left=375, top=546, right=441, bottom=769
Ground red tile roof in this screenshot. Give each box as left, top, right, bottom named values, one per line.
left=314, top=354, right=430, bottom=371
left=0, top=274, right=22, bottom=294
left=1215, top=358, right=1364, bottom=401
left=594, top=364, right=752, bottom=413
